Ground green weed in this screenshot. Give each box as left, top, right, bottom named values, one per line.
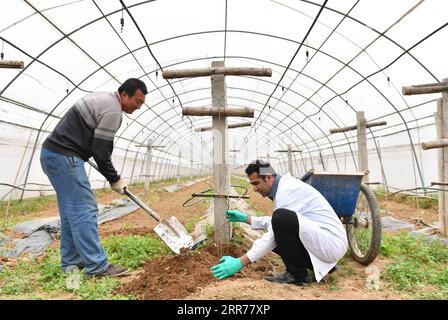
left=230, top=225, right=245, bottom=246
left=185, top=217, right=200, bottom=233
left=0, top=195, right=56, bottom=218
left=381, top=233, right=448, bottom=299
left=103, top=234, right=173, bottom=269
left=0, top=260, right=37, bottom=295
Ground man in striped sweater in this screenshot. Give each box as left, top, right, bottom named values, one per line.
left=40, top=78, right=147, bottom=277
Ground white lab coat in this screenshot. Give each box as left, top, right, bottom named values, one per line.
left=246, top=173, right=348, bottom=282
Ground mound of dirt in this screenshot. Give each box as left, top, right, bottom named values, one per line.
left=118, top=244, right=276, bottom=300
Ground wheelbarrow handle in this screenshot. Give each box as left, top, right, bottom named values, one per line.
left=87, top=160, right=161, bottom=222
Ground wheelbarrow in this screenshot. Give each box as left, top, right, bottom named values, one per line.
left=88, top=160, right=201, bottom=254
left=301, top=170, right=381, bottom=265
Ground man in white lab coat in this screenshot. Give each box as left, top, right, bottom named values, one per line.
left=211, top=160, right=348, bottom=285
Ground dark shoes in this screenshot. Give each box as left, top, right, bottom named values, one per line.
left=264, top=271, right=315, bottom=286
left=329, top=265, right=338, bottom=274
left=89, top=265, right=130, bottom=278
left=264, top=265, right=338, bottom=286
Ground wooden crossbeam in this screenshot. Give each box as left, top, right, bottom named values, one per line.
left=329, top=121, right=387, bottom=134
left=276, top=144, right=300, bottom=175
left=422, top=139, right=448, bottom=150
left=183, top=106, right=254, bottom=118
left=135, top=144, right=165, bottom=148
left=0, top=60, right=24, bottom=69
left=402, top=81, right=448, bottom=95
left=195, top=122, right=251, bottom=132
left=163, top=67, right=272, bottom=79
left=276, top=149, right=301, bottom=153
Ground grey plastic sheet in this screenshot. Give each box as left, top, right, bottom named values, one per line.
left=0, top=199, right=139, bottom=258
left=381, top=216, right=416, bottom=232
left=0, top=232, right=10, bottom=245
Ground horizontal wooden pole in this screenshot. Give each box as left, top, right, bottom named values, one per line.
left=275, top=150, right=301, bottom=153
left=163, top=67, right=272, bottom=79
left=431, top=182, right=448, bottom=186
left=329, top=121, right=387, bottom=134
left=402, top=82, right=448, bottom=95
left=195, top=121, right=251, bottom=132
left=183, top=107, right=254, bottom=118
left=191, top=193, right=250, bottom=199
left=422, top=138, right=448, bottom=150
left=135, top=144, right=165, bottom=148
left=0, top=60, right=24, bottom=69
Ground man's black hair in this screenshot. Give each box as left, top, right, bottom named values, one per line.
left=118, top=78, right=148, bottom=96
left=245, top=159, right=276, bottom=179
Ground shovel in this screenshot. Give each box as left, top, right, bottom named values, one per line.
left=88, top=160, right=198, bottom=254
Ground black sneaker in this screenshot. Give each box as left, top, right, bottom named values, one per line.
left=329, top=265, right=338, bottom=274
left=90, top=265, right=129, bottom=278
left=264, top=271, right=315, bottom=286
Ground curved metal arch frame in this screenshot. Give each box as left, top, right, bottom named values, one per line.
left=1, top=1, right=444, bottom=194
left=3, top=27, right=437, bottom=158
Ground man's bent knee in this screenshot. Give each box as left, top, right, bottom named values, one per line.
left=272, top=208, right=298, bottom=228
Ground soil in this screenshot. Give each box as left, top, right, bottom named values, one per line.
left=1, top=177, right=440, bottom=300
left=118, top=241, right=409, bottom=300
left=118, top=243, right=277, bottom=300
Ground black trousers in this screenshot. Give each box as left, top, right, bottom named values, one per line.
left=271, top=208, right=312, bottom=279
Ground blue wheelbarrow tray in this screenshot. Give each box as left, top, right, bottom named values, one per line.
left=302, top=171, right=366, bottom=220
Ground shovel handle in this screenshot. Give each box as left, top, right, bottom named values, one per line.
left=123, top=189, right=161, bottom=222
left=87, top=160, right=161, bottom=222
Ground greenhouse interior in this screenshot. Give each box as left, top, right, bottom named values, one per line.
left=0, top=0, right=447, bottom=301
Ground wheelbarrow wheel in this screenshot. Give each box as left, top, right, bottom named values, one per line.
left=346, top=183, right=381, bottom=265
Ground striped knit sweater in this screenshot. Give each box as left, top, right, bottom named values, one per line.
left=43, top=92, right=123, bottom=182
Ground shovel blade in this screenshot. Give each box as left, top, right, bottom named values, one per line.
left=153, top=216, right=194, bottom=254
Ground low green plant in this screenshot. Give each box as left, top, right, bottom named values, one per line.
left=185, top=217, right=200, bottom=233
left=103, top=234, right=173, bottom=269
left=326, top=274, right=340, bottom=291
left=1, top=237, right=168, bottom=300
left=0, top=217, right=18, bottom=231
left=0, top=194, right=57, bottom=218
left=76, top=276, right=131, bottom=300
left=39, top=249, right=67, bottom=293
left=0, top=260, right=37, bottom=295
left=230, top=225, right=245, bottom=246
left=381, top=233, right=448, bottom=299
left=203, top=223, right=214, bottom=238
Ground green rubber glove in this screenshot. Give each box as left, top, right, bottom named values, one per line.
left=210, top=256, right=243, bottom=280
left=225, top=209, right=247, bottom=223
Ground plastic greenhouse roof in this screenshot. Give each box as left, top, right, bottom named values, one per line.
left=1, top=0, right=448, bottom=192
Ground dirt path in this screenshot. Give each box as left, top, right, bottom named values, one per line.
left=380, top=197, right=438, bottom=226
left=98, top=179, right=212, bottom=237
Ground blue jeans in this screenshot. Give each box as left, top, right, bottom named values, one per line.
left=40, top=147, right=109, bottom=275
